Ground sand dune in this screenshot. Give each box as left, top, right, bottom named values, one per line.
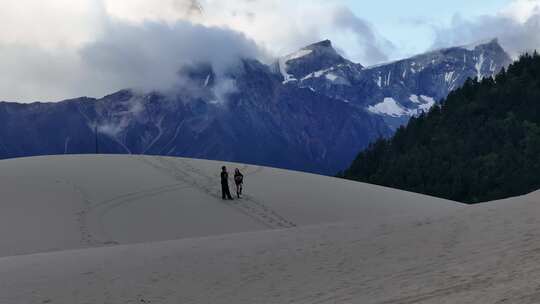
left=2, top=155, right=538, bottom=303
left=0, top=155, right=460, bottom=257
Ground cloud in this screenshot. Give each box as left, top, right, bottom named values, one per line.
left=430, top=0, right=540, bottom=58
left=0, top=0, right=263, bottom=102
left=208, top=77, right=237, bottom=104
left=104, top=0, right=202, bottom=24
left=6, top=0, right=540, bottom=103
left=0, top=0, right=105, bottom=49
left=331, top=7, right=395, bottom=64
left=97, top=96, right=144, bottom=138
left=195, top=0, right=393, bottom=65
left=0, top=0, right=396, bottom=102
left=80, top=19, right=263, bottom=95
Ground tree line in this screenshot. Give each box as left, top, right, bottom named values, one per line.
left=341, top=52, right=540, bottom=203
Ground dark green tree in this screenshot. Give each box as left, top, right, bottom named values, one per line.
left=341, top=52, right=540, bottom=203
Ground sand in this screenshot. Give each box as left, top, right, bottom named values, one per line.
left=0, top=154, right=460, bottom=257
left=2, top=155, right=538, bottom=303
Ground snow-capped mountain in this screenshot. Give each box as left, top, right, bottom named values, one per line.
left=0, top=39, right=512, bottom=174
left=273, top=40, right=362, bottom=84
left=0, top=59, right=390, bottom=174
left=278, top=38, right=512, bottom=129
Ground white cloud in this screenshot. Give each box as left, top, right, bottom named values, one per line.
left=0, top=0, right=394, bottom=102
left=104, top=0, right=393, bottom=64
left=0, top=0, right=263, bottom=102
left=80, top=20, right=262, bottom=94
left=104, top=0, right=201, bottom=24
left=2, top=0, right=536, bottom=102
left=197, top=0, right=393, bottom=64
left=501, top=0, right=540, bottom=22
left=431, top=0, right=540, bottom=58
left=0, top=0, right=105, bottom=49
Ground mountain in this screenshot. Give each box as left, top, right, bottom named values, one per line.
left=278, top=38, right=512, bottom=130
left=273, top=39, right=361, bottom=84
left=341, top=52, right=540, bottom=203
left=0, top=60, right=389, bottom=174
left=0, top=39, right=511, bottom=174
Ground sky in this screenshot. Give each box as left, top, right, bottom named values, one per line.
left=345, top=0, right=510, bottom=56
left=1, top=0, right=539, bottom=102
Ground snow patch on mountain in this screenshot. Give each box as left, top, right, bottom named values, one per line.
left=370, top=95, right=437, bottom=118
left=368, top=98, right=409, bottom=117
left=278, top=49, right=315, bottom=84
left=409, top=94, right=421, bottom=104
left=445, top=71, right=455, bottom=84
left=409, top=61, right=426, bottom=74
left=385, top=71, right=392, bottom=86
left=203, top=74, right=211, bottom=87
left=418, top=95, right=436, bottom=112
left=301, top=67, right=334, bottom=81
left=287, top=49, right=313, bottom=61
left=323, top=72, right=351, bottom=86
left=475, top=53, right=485, bottom=80
left=278, top=57, right=296, bottom=84
left=325, top=73, right=339, bottom=81
left=376, top=76, right=382, bottom=87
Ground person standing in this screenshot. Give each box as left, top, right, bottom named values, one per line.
left=221, top=166, right=233, bottom=200
left=234, top=168, right=244, bottom=198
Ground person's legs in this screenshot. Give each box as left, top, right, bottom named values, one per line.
left=221, top=183, right=227, bottom=200
left=225, top=184, right=233, bottom=200
left=235, top=183, right=240, bottom=198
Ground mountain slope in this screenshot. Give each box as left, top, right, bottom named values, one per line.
left=0, top=60, right=391, bottom=174
left=342, top=52, right=540, bottom=203
left=0, top=39, right=511, bottom=174
left=284, top=38, right=512, bottom=129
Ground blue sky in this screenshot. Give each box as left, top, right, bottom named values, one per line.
left=346, top=0, right=511, bottom=56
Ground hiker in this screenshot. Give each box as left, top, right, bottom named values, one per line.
left=221, top=166, right=233, bottom=200
left=234, top=168, right=244, bottom=198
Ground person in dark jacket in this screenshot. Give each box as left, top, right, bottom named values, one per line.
left=221, top=166, right=233, bottom=200
left=234, top=168, right=244, bottom=198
